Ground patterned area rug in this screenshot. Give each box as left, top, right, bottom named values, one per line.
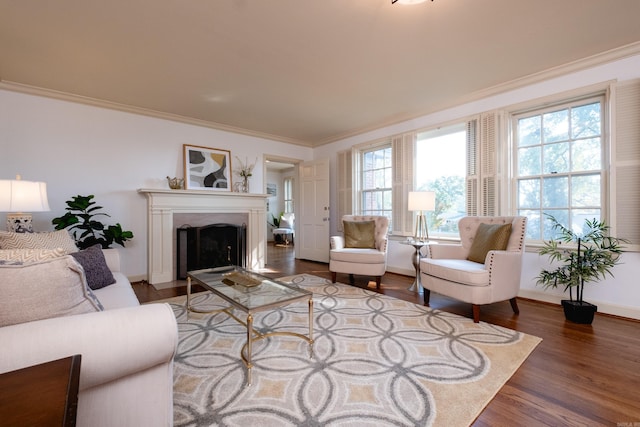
left=160, top=274, right=541, bottom=426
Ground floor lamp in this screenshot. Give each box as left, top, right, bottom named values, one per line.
left=408, top=191, right=435, bottom=242
left=0, top=175, right=50, bottom=232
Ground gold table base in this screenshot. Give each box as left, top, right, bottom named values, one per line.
left=187, top=277, right=314, bottom=386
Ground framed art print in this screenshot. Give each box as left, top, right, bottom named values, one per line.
left=183, top=144, right=232, bottom=191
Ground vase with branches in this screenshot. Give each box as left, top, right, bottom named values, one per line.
left=234, top=156, right=257, bottom=193
left=536, top=214, right=627, bottom=323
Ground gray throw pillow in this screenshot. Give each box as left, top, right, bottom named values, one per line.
left=70, top=244, right=116, bottom=290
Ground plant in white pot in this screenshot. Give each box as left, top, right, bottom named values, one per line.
left=536, top=215, right=627, bottom=324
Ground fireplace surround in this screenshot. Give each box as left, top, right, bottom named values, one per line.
left=176, top=223, right=246, bottom=279
left=138, top=189, right=267, bottom=284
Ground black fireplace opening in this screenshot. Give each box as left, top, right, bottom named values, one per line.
left=176, top=223, right=247, bottom=279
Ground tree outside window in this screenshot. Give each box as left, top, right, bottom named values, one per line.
left=415, top=124, right=467, bottom=237
left=515, top=98, right=604, bottom=240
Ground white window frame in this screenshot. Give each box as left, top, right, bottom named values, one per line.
left=283, top=176, right=294, bottom=213
left=414, top=122, right=469, bottom=238
left=510, top=93, right=608, bottom=243
left=357, top=142, right=393, bottom=222
left=352, top=139, right=395, bottom=227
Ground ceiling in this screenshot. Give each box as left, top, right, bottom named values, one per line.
left=2, top=1, right=640, bottom=147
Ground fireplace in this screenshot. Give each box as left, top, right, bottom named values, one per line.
left=176, top=223, right=246, bottom=279
left=138, top=189, right=268, bottom=284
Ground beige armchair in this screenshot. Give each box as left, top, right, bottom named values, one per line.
left=330, top=215, right=389, bottom=289
left=420, top=216, right=527, bottom=323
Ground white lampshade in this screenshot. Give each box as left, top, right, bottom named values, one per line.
left=408, top=191, right=435, bottom=242
left=408, top=191, right=435, bottom=212
left=0, top=177, right=50, bottom=232
left=0, top=179, right=50, bottom=212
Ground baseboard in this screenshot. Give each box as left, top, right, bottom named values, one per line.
left=386, top=266, right=415, bottom=277
left=384, top=268, right=640, bottom=321
left=518, top=289, right=640, bottom=321
left=128, top=274, right=147, bottom=283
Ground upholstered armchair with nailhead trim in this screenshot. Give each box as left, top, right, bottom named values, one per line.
left=420, top=216, right=527, bottom=323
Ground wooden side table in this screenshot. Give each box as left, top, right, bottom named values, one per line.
left=0, top=354, right=82, bottom=427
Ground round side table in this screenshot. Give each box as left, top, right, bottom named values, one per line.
left=399, top=240, right=434, bottom=294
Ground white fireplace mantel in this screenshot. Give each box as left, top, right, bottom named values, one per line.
left=138, top=188, right=268, bottom=284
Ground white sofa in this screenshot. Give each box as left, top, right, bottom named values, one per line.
left=0, top=249, right=179, bottom=427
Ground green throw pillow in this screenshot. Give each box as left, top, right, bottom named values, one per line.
left=343, top=221, right=376, bottom=249
left=467, top=223, right=512, bottom=263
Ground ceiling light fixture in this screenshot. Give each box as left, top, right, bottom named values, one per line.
left=392, top=0, right=432, bottom=4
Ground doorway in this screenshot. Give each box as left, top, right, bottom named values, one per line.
left=265, top=157, right=298, bottom=261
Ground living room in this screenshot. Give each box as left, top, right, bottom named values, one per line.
left=2, top=41, right=640, bottom=319
left=1, top=1, right=640, bottom=425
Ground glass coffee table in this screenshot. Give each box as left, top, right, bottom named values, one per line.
left=186, top=265, right=314, bottom=386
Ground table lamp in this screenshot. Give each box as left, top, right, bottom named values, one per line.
left=0, top=175, right=50, bottom=232
left=408, top=191, right=435, bottom=241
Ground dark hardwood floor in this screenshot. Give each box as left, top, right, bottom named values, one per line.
left=133, top=243, right=640, bottom=426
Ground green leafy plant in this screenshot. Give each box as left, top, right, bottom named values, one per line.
left=536, top=214, right=627, bottom=304
left=52, top=195, right=134, bottom=249
left=268, top=212, right=283, bottom=228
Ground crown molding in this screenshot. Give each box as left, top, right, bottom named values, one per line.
left=0, top=80, right=313, bottom=148
left=458, top=41, right=640, bottom=105
left=314, top=41, right=640, bottom=147
left=3, top=41, right=640, bottom=149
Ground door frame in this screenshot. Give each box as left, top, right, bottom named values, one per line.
left=264, top=155, right=302, bottom=261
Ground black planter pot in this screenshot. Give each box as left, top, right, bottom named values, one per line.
left=561, top=300, right=597, bottom=324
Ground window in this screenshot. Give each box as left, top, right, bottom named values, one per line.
left=341, top=91, right=620, bottom=246
left=514, top=96, right=604, bottom=241
left=283, top=176, right=294, bottom=213
left=415, top=124, right=467, bottom=237
left=347, top=117, right=489, bottom=238
left=360, top=145, right=392, bottom=222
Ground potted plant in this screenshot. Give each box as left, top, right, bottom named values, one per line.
left=52, top=195, right=134, bottom=249
left=268, top=212, right=283, bottom=229
left=536, top=215, right=627, bottom=324
left=268, top=212, right=285, bottom=244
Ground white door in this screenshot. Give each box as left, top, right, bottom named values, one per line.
left=298, top=158, right=330, bottom=263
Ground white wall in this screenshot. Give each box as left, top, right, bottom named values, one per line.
left=314, top=52, right=640, bottom=319
left=0, top=90, right=313, bottom=280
